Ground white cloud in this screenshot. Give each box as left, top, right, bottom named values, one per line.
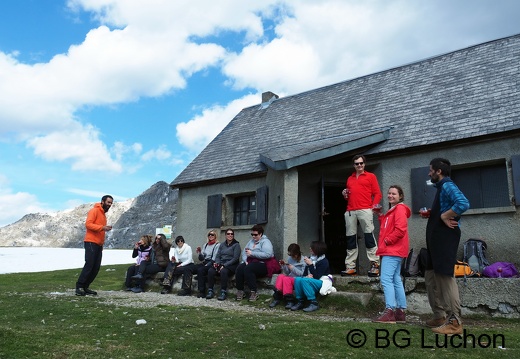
left=26, top=123, right=123, bottom=173
left=141, top=146, right=171, bottom=161
left=0, top=174, right=48, bottom=227
left=176, top=93, right=259, bottom=153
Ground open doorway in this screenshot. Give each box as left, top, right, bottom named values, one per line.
left=321, top=182, right=347, bottom=274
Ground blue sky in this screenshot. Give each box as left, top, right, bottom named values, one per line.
left=1, top=0, right=520, bottom=227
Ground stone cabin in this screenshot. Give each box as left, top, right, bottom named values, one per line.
left=170, top=34, right=520, bottom=275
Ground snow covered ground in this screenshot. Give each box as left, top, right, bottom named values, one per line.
left=0, top=247, right=133, bottom=274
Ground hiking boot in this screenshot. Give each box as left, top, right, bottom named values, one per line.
left=206, top=289, right=214, bottom=299
left=368, top=261, right=380, bottom=277
left=340, top=268, right=357, bottom=276
left=131, top=273, right=143, bottom=279
left=395, top=308, right=406, bottom=323
left=290, top=301, right=305, bottom=311
left=217, top=290, right=227, bottom=301
left=84, top=288, right=97, bottom=296
left=269, top=299, right=281, bottom=308
left=235, top=290, right=245, bottom=301
left=130, top=287, right=143, bottom=293
left=431, top=315, right=463, bottom=335
left=197, top=291, right=205, bottom=298
left=285, top=301, right=295, bottom=309
left=160, top=286, right=171, bottom=294
left=303, top=301, right=319, bottom=312
left=177, top=289, right=191, bottom=296
left=372, top=308, right=396, bottom=323
left=425, top=316, right=446, bottom=328
left=75, top=288, right=86, bottom=296
left=248, top=291, right=259, bottom=301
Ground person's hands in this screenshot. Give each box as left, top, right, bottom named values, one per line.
left=304, top=256, right=313, bottom=265
left=245, top=248, right=252, bottom=257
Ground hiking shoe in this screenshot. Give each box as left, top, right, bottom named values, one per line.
left=395, top=308, right=406, bottom=323
left=161, top=286, right=171, bottom=294
left=285, top=301, right=295, bottom=310
left=431, top=315, right=463, bottom=335
left=131, top=273, right=143, bottom=279
left=248, top=291, right=259, bottom=302
left=197, top=291, right=205, bottom=298
left=235, top=290, right=245, bottom=301
left=206, top=289, right=214, bottom=299
left=290, top=301, right=305, bottom=311
left=340, top=268, right=357, bottom=276
left=125, top=287, right=133, bottom=291
left=217, top=290, right=227, bottom=301
left=372, top=308, right=396, bottom=323
left=75, top=288, right=86, bottom=296
left=84, top=288, right=97, bottom=296
left=425, top=316, right=446, bottom=328
left=177, top=289, right=191, bottom=296
left=269, top=299, right=281, bottom=308
left=303, top=302, right=319, bottom=312
left=130, top=287, right=143, bottom=293
left=368, top=262, right=380, bottom=277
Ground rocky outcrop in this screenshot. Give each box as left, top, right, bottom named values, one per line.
left=0, top=181, right=177, bottom=249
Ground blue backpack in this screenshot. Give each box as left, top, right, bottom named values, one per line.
left=463, top=239, right=490, bottom=274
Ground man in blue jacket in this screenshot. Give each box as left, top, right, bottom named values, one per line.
left=423, top=158, right=469, bottom=335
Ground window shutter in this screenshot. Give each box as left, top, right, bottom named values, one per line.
left=256, top=186, right=268, bottom=224
left=512, top=155, right=520, bottom=206
left=207, top=194, right=222, bottom=228
left=410, top=167, right=436, bottom=213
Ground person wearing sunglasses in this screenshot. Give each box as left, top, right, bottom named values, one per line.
left=161, top=235, right=195, bottom=295
left=125, top=235, right=153, bottom=291
left=235, top=225, right=275, bottom=301
left=193, top=230, right=221, bottom=298
left=206, top=228, right=241, bottom=300
left=341, top=154, right=382, bottom=277
left=130, top=233, right=171, bottom=293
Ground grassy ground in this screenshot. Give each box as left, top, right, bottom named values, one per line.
left=0, top=264, right=518, bottom=359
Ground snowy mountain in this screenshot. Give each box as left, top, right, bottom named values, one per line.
left=0, top=181, right=177, bottom=248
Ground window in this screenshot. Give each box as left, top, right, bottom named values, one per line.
left=451, top=163, right=510, bottom=209
left=411, top=160, right=512, bottom=212
left=233, top=195, right=257, bottom=226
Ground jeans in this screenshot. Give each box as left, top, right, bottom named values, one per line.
left=76, top=242, right=103, bottom=289
left=380, top=255, right=406, bottom=309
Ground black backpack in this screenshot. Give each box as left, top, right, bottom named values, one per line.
left=401, top=248, right=422, bottom=277
left=463, top=239, right=490, bottom=274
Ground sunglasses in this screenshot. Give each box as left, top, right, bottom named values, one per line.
left=354, top=162, right=364, bottom=166
left=208, top=233, right=216, bottom=237
left=251, top=233, right=260, bottom=237
left=226, top=232, right=234, bottom=235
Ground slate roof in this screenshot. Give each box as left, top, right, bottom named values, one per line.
left=172, top=34, right=520, bottom=188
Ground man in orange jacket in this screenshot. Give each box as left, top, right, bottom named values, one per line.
left=75, top=195, right=113, bottom=296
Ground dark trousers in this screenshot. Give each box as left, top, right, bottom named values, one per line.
left=162, top=261, right=180, bottom=287
left=207, top=263, right=238, bottom=291
left=175, top=263, right=196, bottom=290
left=235, top=262, right=267, bottom=292
left=195, top=263, right=211, bottom=292
left=125, top=265, right=139, bottom=288
left=137, top=263, right=164, bottom=288
left=76, top=242, right=103, bottom=289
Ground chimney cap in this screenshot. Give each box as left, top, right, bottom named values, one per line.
left=262, top=91, right=279, bottom=103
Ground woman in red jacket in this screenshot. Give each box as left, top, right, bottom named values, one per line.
left=373, top=185, right=410, bottom=324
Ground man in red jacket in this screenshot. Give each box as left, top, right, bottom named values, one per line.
left=75, top=195, right=113, bottom=296
left=341, top=155, right=382, bottom=277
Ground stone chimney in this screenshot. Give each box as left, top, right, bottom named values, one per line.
left=262, top=91, right=279, bottom=103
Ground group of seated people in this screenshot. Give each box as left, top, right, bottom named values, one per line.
left=124, top=224, right=331, bottom=312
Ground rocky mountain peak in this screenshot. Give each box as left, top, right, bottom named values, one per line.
left=0, top=181, right=177, bottom=248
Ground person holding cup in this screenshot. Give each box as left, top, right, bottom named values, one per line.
left=341, top=154, right=382, bottom=277
left=193, top=230, right=221, bottom=298
left=373, top=185, right=410, bottom=323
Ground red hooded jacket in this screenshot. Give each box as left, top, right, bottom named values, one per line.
left=376, top=202, right=410, bottom=258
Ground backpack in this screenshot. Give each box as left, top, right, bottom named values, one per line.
left=454, top=260, right=479, bottom=278
left=482, top=262, right=519, bottom=278
left=463, top=239, right=490, bottom=274
left=401, top=248, right=422, bottom=277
